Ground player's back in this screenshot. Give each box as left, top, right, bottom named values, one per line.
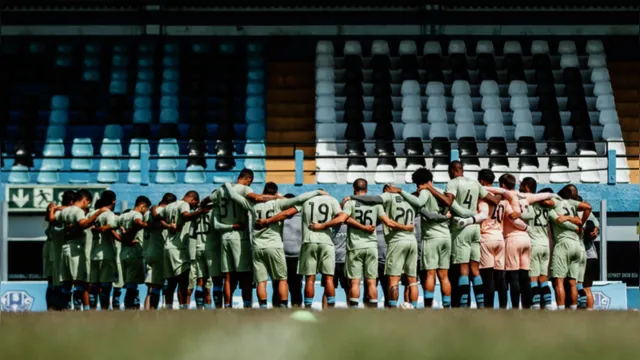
left=120, top=210, right=144, bottom=258
left=551, top=199, right=580, bottom=243
left=527, top=203, right=551, bottom=247
left=216, top=185, right=252, bottom=241
left=419, top=188, right=450, bottom=240
left=163, top=200, right=191, bottom=249
left=61, top=205, right=88, bottom=245
left=252, top=200, right=285, bottom=248
left=380, top=192, right=416, bottom=243
left=144, top=207, right=166, bottom=258
left=344, top=200, right=382, bottom=250
left=92, top=210, right=117, bottom=260
left=503, top=191, right=529, bottom=238
left=190, top=211, right=210, bottom=251
left=479, top=199, right=508, bottom=241
left=301, top=195, right=341, bottom=244
left=446, top=177, right=483, bottom=212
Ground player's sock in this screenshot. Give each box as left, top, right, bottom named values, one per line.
left=494, top=270, right=508, bottom=309
left=518, top=270, right=532, bottom=309
left=472, top=276, right=484, bottom=309
left=557, top=305, right=565, bottom=310
left=367, top=299, right=378, bottom=308
left=326, top=296, right=336, bottom=308
left=349, top=298, right=359, bottom=308
left=213, top=286, right=223, bottom=309
left=179, top=304, right=188, bottom=310
left=132, top=288, right=140, bottom=310
left=243, top=300, right=252, bottom=309
left=541, top=282, right=553, bottom=309
left=570, top=304, right=578, bottom=310
left=480, top=268, right=495, bottom=309
left=258, top=299, right=268, bottom=309
left=424, top=291, right=435, bottom=308
left=124, top=284, right=138, bottom=310
left=224, top=303, right=232, bottom=309
left=149, top=287, right=161, bottom=309
left=577, top=283, right=587, bottom=309
left=112, top=287, right=122, bottom=310
left=61, top=285, right=73, bottom=310
left=458, top=276, right=470, bottom=308
left=442, top=295, right=451, bottom=308
left=195, top=286, right=205, bottom=310
left=72, top=285, right=85, bottom=311
left=99, top=282, right=112, bottom=310
left=89, top=284, right=100, bottom=309
left=410, top=301, right=417, bottom=308
left=506, top=271, right=520, bottom=309
left=531, top=282, right=541, bottom=309
left=388, top=300, right=398, bottom=308
left=304, top=297, right=313, bottom=308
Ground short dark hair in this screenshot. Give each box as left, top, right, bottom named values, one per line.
left=538, top=188, right=554, bottom=194
left=478, top=169, right=495, bottom=184
left=575, top=195, right=583, bottom=202
left=449, top=160, right=463, bottom=172
left=74, top=189, right=93, bottom=203
left=135, top=196, right=151, bottom=208
left=239, top=168, right=254, bottom=181
left=160, top=192, right=177, bottom=205
left=100, top=190, right=117, bottom=205
left=521, top=177, right=537, bottom=193
left=185, top=190, right=200, bottom=201
left=353, top=178, right=368, bottom=192
left=61, top=190, right=76, bottom=206
left=122, top=209, right=132, bottom=214
left=558, top=184, right=577, bottom=200
left=263, top=182, right=278, bottom=195
left=411, top=167, right=433, bottom=186
left=284, top=193, right=295, bottom=199
left=498, top=174, right=516, bottom=190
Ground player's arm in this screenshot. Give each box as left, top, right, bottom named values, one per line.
left=309, top=212, right=350, bottom=231
left=419, top=208, right=450, bottom=222
left=349, top=195, right=384, bottom=205
left=77, top=207, right=109, bottom=229
left=478, top=185, right=500, bottom=206
left=258, top=207, right=299, bottom=228
left=277, top=190, right=324, bottom=210
left=223, top=182, right=254, bottom=214
left=212, top=208, right=243, bottom=231
left=455, top=202, right=489, bottom=228
left=512, top=206, right=536, bottom=221
left=433, top=182, right=455, bottom=207
left=379, top=215, right=414, bottom=232
left=344, top=217, right=374, bottom=233
left=246, top=192, right=280, bottom=203
left=483, top=187, right=514, bottom=202
left=504, top=202, right=528, bottom=230
left=548, top=210, right=582, bottom=233
left=398, top=189, right=429, bottom=208
left=525, top=192, right=556, bottom=204
left=577, top=201, right=592, bottom=227
left=587, top=212, right=600, bottom=238
left=449, top=201, right=477, bottom=217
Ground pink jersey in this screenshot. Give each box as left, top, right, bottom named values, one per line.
left=503, top=191, right=553, bottom=238
left=479, top=199, right=515, bottom=242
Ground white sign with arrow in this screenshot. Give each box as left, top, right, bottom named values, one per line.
left=11, top=189, right=30, bottom=209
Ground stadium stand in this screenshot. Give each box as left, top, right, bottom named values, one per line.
left=1, top=40, right=266, bottom=184
left=314, top=39, right=633, bottom=184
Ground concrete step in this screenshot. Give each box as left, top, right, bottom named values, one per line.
left=267, top=89, right=314, bottom=104
left=267, top=103, right=314, bottom=118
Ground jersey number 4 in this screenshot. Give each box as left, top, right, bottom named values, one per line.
left=462, top=190, right=474, bottom=208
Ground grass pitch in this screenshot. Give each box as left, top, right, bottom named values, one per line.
left=1, top=310, right=639, bottom=360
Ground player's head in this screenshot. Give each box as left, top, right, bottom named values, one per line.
left=538, top=188, right=555, bottom=208
left=237, top=168, right=254, bottom=186
left=73, top=189, right=93, bottom=210
left=411, top=167, right=433, bottom=188
left=263, top=182, right=278, bottom=195
left=498, top=173, right=516, bottom=190
left=382, top=184, right=393, bottom=193
left=353, top=178, right=368, bottom=195
left=61, top=190, right=76, bottom=206
left=477, top=169, right=495, bottom=186
left=100, top=190, right=117, bottom=210
left=134, top=196, right=152, bottom=213
left=183, top=190, right=200, bottom=209
left=558, top=184, right=578, bottom=200
left=448, top=161, right=463, bottom=179
left=520, top=177, right=537, bottom=194
left=160, top=192, right=177, bottom=206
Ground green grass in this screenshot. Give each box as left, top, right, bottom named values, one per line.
left=1, top=310, right=639, bottom=360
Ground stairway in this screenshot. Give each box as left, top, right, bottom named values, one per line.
left=609, top=61, right=639, bottom=183
left=265, top=61, right=316, bottom=184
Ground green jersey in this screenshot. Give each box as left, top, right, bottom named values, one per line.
left=143, top=206, right=166, bottom=261
left=47, top=210, right=66, bottom=260
left=208, top=184, right=253, bottom=241
left=190, top=211, right=211, bottom=251
left=119, top=210, right=144, bottom=260
left=445, top=177, right=488, bottom=228
left=549, top=199, right=581, bottom=244
left=91, top=210, right=118, bottom=260
left=397, top=189, right=451, bottom=240
left=163, top=200, right=192, bottom=250
left=342, top=200, right=386, bottom=251
left=378, top=192, right=417, bottom=244
left=300, top=195, right=342, bottom=245
left=60, top=205, right=90, bottom=247
left=523, top=203, right=550, bottom=247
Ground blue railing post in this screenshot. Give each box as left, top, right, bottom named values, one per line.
left=450, top=149, right=460, bottom=163
left=607, top=149, right=616, bottom=185
left=140, top=150, right=150, bottom=186
left=294, top=149, right=304, bottom=186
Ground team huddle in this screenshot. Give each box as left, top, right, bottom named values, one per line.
left=41, top=164, right=600, bottom=311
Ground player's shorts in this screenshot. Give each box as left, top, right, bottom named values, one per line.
left=221, top=239, right=251, bottom=273
left=583, top=258, right=600, bottom=287
left=122, top=257, right=146, bottom=284
left=529, top=245, right=550, bottom=277
left=385, top=241, right=418, bottom=277
left=193, top=249, right=209, bottom=279
left=42, top=242, right=52, bottom=278
left=114, top=261, right=124, bottom=288
left=145, top=263, right=164, bottom=286
left=298, top=243, right=335, bottom=276
left=577, top=250, right=587, bottom=283
left=205, top=240, right=223, bottom=277
left=505, top=234, right=531, bottom=271
left=451, top=225, right=481, bottom=265
left=163, top=247, right=190, bottom=279
left=51, top=245, right=63, bottom=286
left=252, top=247, right=287, bottom=283
left=345, top=248, right=378, bottom=280
left=422, top=237, right=451, bottom=270
left=480, top=240, right=505, bottom=270
left=550, top=240, right=583, bottom=279
left=60, top=243, right=88, bottom=282
left=90, top=259, right=117, bottom=283
left=323, top=262, right=349, bottom=289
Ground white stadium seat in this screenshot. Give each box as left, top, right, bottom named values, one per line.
left=448, top=40, right=466, bottom=54
left=425, top=82, right=445, bottom=96
left=512, top=109, right=533, bottom=125
left=316, top=81, right=335, bottom=96
left=578, top=150, right=601, bottom=183
left=596, top=95, right=616, bottom=111
left=598, top=109, right=619, bottom=125
left=454, top=108, right=474, bottom=124
left=508, top=80, right=528, bottom=96
left=399, top=40, right=417, bottom=55
left=510, top=95, right=530, bottom=111
left=479, top=80, right=499, bottom=96
left=316, top=68, right=335, bottom=82
left=371, top=40, right=390, bottom=55
left=347, top=165, right=367, bottom=184
left=344, top=41, right=362, bottom=56
left=375, top=165, right=396, bottom=184
left=404, top=164, right=423, bottom=184
left=451, top=80, right=471, bottom=96
left=588, top=54, right=607, bottom=68
left=427, top=108, right=448, bottom=124
left=558, top=40, right=577, bottom=55
left=401, top=80, right=420, bottom=96
left=401, top=106, right=422, bottom=123
left=453, top=95, right=472, bottom=110
left=316, top=95, right=336, bottom=109
left=503, top=41, right=523, bottom=55
left=476, top=40, right=494, bottom=54
left=427, top=95, right=447, bottom=110
left=456, top=123, right=476, bottom=139
left=316, top=107, right=337, bottom=123
left=483, top=109, right=504, bottom=125
left=429, top=122, right=449, bottom=139
left=593, top=81, right=613, bottom=96
left=316, top=41, right=334, bottom=54
left=481, top=95, right=501, bottom=110
left=602, top=123, right=623, bottom=140
left=530, top=40, right=549, bottom=55
left=486, top=122, right=506, bottom=139
left=590, top=67, right=610, bottom=83
left=423, top=41, right=442, bottom=55
left=403, top=123, right=423, bottom=140
left=315, top=54, right=334, bottom=68
left=586, top=39, right=604, bottom=54
left=560, top=54, right=579, bottom=69
left=514, top=122, right=535, bottom=140
left=316, top=124, right=337, bottom=141
left=402, top=95, right=421, bottom=109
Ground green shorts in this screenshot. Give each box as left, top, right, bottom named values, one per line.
left=42, top=242, right=52, bottom=277
left=422, top=237, right=451, bottom=270
left=550, top=240, right=583, bottom=279
left=385, top=241, right=418, bottom=277
left=451, top=225, right=481, bottom=264
left=122, top=257, right=146, bottom=285
left=163, top=247, right=190, bottom=279
left=346, top=248, right=378, bottom=280
left=90, top=259, right=118, bottom=283
left=298, top=243, right=335, bottom=276
left=577, top=243, right=587, bottom=283
left=206, top=240, right=222, bottom=277
left=529, top=245, right=550, bottom=277
left=51, top=245, right=63, bottom=286
left=252, top=247, right=287, bottom=283
left=145, top=263, right=165, bottom=286
left=221, top=239, right=252, bottom=273
left=60, top=243, right=88, bottom=283
left=193, top=249, right=209, bottom=279
left=114, top=261, right=124, bottom=288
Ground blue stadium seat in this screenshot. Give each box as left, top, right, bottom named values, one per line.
left=109, top=80, right=127, bottom=95
left=49, top=110, right=69, bottom=125
left=128, top=138, right=150, bottom=156
left=70, top=138, right=93, bottom=171
left=97, top=159, right=120, bottom=183
left=164, top=43, right=179, bottom=54
left=135, top=82, right=153, bottom=96
left=247, top=70, right=265, bottom=82
left=51, top=95, right=70, bottom=110
left=155, top=164, right=177, bottom=183
left=192, top=43, right=210, bottom=53
left=112, top=69, right=128, bottom=80
left=163, top=56, right=179, bottom=68
left=213, top=171, right=236, bottom=184
left=246, top=124, right=266, bottom=141
left=9, top=165, right=30, bottom=184
left=162, top=69, right=179, bottom=81
left=134, top=96, right=152, bottom=109
left=133, top=109, right=152, bottom=124
left=30, top=42, right=45, bottom=53
left=103, top=125, right=123, bottom=140
left=139, top=43, right=153, bottom=53
left=247, top=43, right=264, bottom=53
left=161, top=82, right=179, bottom=95
left=246, top=83, right=265, bottom=96
left=56, top=57, right=72, bottom=68
left=113, top=44, right=128, bottom=53
left=138, top=57, right=154, bottom=68
left=220, top=43, right=236, bottom=53
left=112, top=55, right=129, bottom=68
left=137, top=69, right=154, bottom=81
left=184, top=165, right=206, bottom=184
left=160, top=109, right=179, bottom=124
left=246, top=96, right=265, bottom=109
left=85, top=43, right=101, bottom=54
left=246, top=108, right=265, bottom=123
left=161, top=95, right=179, bottom=109
left=247, top=57, right=265, bottom=69
left=157, top=138, right=179, bottom=169
left=37, top=166, right=60, bottom=184
left=101, top=138, right=122, bottom=158
left=83, top=70, right=100, bottom=82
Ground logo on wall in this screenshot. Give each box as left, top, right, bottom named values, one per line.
left=593, top=291, right=611, bottom=310
left=1, top=291, right=34, bottom=312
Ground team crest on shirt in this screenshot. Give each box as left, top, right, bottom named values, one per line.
left=354, top=202, right=361, bottom=208
left=1, top=290, right=34, bottom=312
left=592, top=291, right=611, bottom=310
left=395, top=196, right=402, bottom=203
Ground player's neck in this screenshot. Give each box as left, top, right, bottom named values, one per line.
left=354, top=191, right=367, bottom=196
